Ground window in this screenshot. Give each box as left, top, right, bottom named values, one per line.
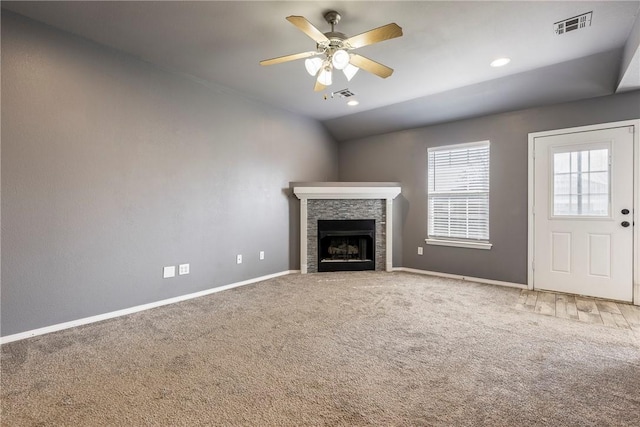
left=427, top=141, right=491, bottom=249
left=552, top=145, right=610, bottom=217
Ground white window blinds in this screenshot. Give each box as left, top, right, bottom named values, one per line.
left=428, top=141, right=490, bottom=242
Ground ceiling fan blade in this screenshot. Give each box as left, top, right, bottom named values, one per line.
left=286, top=16, right=330, bottom=43
left=349, top=54, right=394, bottom=78
left=345, top=23, right=403, bottom=49
left=314, top=80, right=326, bottom=92
left=260, top=51, right=319, bottom=66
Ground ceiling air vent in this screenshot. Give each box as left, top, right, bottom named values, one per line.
left=554, top=11, right=592, bottom=35
left=332, top=88, right=356, bottom=98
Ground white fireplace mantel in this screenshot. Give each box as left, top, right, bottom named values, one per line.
left=293, top=184, right=401, bottom=274
left=293, top=186, right=401, bottom=200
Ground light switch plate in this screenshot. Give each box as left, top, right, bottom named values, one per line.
left=259, top=251, right=265, bottom=260
left=236, top=254, right=242, bottom=264
left=418, top=246, right=423, bottom=255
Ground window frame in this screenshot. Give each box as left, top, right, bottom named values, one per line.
left=426, top=140, right=492, bottom=250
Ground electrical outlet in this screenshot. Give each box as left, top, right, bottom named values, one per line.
left=259, top=251, right=265, bottom=260
left=179, top=263, right=190, bottom=275
left=163, top=266, right=176, bottom=278
left=418, top=246, right=423, bottom=255
left=236, top=254, right=242, bottom=264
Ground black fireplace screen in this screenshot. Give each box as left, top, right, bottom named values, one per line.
left=318, top=219, right=375, bottom=272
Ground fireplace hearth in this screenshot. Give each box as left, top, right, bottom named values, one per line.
left=318, top=219, right=375, bottom=272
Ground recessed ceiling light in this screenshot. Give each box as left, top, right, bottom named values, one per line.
left=490, top=58, right=511, bottom=67
left=347, top=100, right=359, bottom=106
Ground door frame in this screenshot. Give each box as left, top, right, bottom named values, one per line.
left=528, top=120, right=640, bottom=305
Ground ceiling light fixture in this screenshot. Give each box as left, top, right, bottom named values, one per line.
left=490, top=57, right=511, bottom=67
left=342, top=63, right=359, bottom=81
left=317, top=64, right=333, bottom=86
left=347, top=99, right=359, bottom=106
left=331, top=49, right=350, bottom=70
left=304, top=57, right=323, bottom=76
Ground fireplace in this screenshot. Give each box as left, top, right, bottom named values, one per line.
left=318, top=219, right=375, bottom=272
left=292, top=183, right=401, bottom=274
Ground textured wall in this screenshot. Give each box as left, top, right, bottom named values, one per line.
left=306, top=200, right=385, bottom=273
left=339, top=90, right=640, bottom=284
left=1, top=12, right=338, bottom=336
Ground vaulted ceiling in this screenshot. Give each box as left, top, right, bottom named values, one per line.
left=3, top=1, right=639, bottom=141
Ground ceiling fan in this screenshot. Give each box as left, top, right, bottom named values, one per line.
left=260, top=11, right=403, bottom=91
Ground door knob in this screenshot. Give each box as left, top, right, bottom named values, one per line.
left=621, top=221, right=630, bottom=227
left=621, top=209, right=630, bottom=215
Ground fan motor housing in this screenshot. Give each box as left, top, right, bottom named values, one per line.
left=319, top=32, right=348, bottom=52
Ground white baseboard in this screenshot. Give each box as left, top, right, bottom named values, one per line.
left=393, top=267, right=527, bottom=289
left=1, top=268, right=524, bottom=344
left=1, top=270, right=299, bottom=345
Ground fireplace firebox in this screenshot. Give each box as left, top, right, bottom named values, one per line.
left=318, top=219, right=375, bottom=272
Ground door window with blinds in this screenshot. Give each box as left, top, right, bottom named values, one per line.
left=427, top=141, right=492, bottom=249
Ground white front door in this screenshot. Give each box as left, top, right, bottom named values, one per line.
left=533, top=126, right=634, bottom=302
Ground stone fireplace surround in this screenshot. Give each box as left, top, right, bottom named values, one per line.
left=293, top=183, right=401, bottom=274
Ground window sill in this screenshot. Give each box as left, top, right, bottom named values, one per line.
left=425, top=239, right=493, bottom=250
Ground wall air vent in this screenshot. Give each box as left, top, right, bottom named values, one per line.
left=554, top=11, right=592, bottom=35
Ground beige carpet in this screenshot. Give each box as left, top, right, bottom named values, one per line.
left=2, top=271, right=639, bottom=426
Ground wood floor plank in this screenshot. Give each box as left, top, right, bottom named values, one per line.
left=566, top=303, right=579, bottom=319
left=519, top=291, right=635, bottom=329
left=555, top=294, right=579, bottom=320
left=618, top=304, right=640, bottom=329
left=555, top=296, right=569, bottom=319
left=517, top=291, right=528, bottom=304
left=564, top=295, right=579, bottom=319
left=523, top=290, right=538, bottom=312
left=535, top=292, right=556, bottom=316
left=577, top=310, right=604, bottom=325
left=612, top=313, right=632, bottom=330
left=575, top=298, right=599, bottom=314
left=599, top=311, right=618, bottom=328
left=595, top=300, right=622, bottom=315
left=525, top=291, right=538, bottom=305
left=515, top=291, right=530, bottom=311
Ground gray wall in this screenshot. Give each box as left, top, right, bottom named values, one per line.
left=1, top=12, right=338, bottom=336
left=339, top=91, right=640, bottom=284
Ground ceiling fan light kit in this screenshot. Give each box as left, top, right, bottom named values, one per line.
left=260, top=11, right=403, bottom=92
left=304, top=57, right=323, bottom=76
left=317, top=65, right=333, bottom=86
left=343, top=63, right=359, bottom=81
left=331, top=49, right=350, bottom=70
